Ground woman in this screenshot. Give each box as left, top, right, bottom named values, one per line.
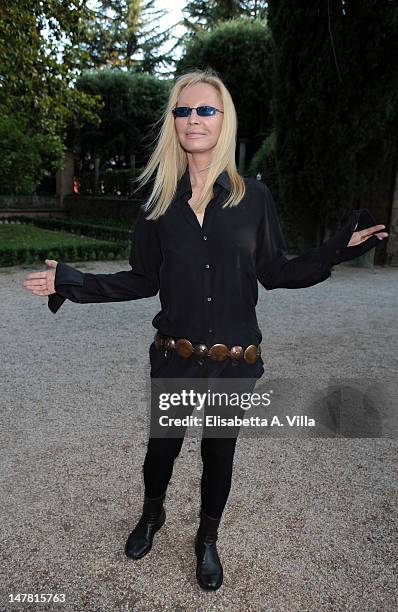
left=23, top=68, right=388, bottom=592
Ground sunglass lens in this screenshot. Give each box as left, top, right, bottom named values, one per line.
left=173, top=107, right=190, bottom=117
left=198, top=106, right=216, bottom=116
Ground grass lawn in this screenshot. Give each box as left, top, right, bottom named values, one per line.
left=0, top=224, right=124, bottom=250
left=69, top=214, right=133, bottom=229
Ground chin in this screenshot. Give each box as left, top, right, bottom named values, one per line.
left=182, top=144, right=211, bottom=153
left=182, top=141, right=216, bottom=153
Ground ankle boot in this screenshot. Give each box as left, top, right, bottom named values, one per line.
left=194, top=509, right=223, bottom=591
left=124, top=492, right=166, bottom=560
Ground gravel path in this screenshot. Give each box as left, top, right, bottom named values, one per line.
left=1, top=260, right=397, bottom=611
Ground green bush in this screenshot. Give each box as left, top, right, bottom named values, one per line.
left=0, top=111, right=64, bottom=195
left=0, top=241, right=129, bottom=267
left=0, top=217, right=131, bottom=266
left=73, top=70, right=171, bottom=174
left=176, top=19, right=273, bottom=164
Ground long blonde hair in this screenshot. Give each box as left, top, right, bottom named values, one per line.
left=134, top=68, right=246, bottom=220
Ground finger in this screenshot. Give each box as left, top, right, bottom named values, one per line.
left=361, top=224, right=386, bottom=237
left=361, top=230, right=389, bottom=240
left=30, top=289, right=52, bottom=296
left=25, top=272, right=49, bottom=282
left=23, top=279, right=48, bottom=287
left=24, top=271, right=49, bottom=280
left=356, top=226, right=387, bottom=242
left=358, top=231, right=388, bottom=245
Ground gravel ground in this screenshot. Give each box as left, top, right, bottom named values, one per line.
left=1, top=260, right=397, bottom=612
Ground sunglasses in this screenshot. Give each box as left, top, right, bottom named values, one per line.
left=172, top=105, right=224, bottom=118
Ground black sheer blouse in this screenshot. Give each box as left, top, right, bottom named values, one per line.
left=48, top=168, right=381, bottom=348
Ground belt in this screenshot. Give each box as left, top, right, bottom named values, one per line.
left=154, top=332, right=261, bottom=366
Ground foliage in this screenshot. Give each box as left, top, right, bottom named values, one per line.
left=267, top=0, right=398, bottom=246
left=0, top=219, right=130, bottom=266
left=73, top=69, right=171, bottom=168
left=0, top=114, right=65, bottom=195
left=81, top=0, right=178, bottom=76
left=176, top=18, right=273, bottom=162
left=182, top=0, right=268, bottom=33
left=248, top=129, right=278, bottom=188
left=0, top=1, right=103, bottom=193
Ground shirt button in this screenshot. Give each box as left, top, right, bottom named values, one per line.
left=335, top=249, right=340, bottom=255
left=203, top=235, right=208, bottom=240
left=207, top=296, right=212, bottom=301
left=208, top=328, right=213, bottom=333
left=205, top=264, right=210, bottom=269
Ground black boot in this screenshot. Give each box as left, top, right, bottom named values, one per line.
left=194, top=509, right=223, bottom=591
left=124, top=492, right=166, bottom=560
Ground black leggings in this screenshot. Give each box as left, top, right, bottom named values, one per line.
left=142, top=340, right=264, bottom=518
left=143, top=434, right=240, bottom=518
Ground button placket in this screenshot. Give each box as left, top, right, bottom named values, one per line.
left=202, top=229, right=214, bottom=342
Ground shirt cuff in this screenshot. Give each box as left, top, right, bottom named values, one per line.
left=47, top=262, right=85, bottom=314
left=48, top=293, right=66, bottom=314
left=319, top=208, right=381, bottom=266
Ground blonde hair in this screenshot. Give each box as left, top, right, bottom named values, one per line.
left=134, top=68, right=246, bottom=220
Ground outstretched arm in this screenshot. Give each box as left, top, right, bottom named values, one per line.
left=46, top=207, right=162, bottom=313
left=256, top=183, right=388, bottom=290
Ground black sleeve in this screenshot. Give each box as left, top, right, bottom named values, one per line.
left=255, top=183, right=382, bottom=290
left=48, top=207, right=162, bottom=314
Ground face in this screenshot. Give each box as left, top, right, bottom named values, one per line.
left=173, top=82, right=224, bottom=155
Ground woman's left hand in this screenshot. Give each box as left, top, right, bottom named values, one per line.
left=348, top=224, right=388, bottom=247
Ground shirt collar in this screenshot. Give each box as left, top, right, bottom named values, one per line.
left=173, top=166, right=231, bottom=204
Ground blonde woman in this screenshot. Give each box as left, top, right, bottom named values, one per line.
left=23, top=68, right=388, bottom=591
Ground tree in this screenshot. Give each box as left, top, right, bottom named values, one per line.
left=267, top=0, right=398, bottom=250
left=0, top=1, right=102, bottom=193
left=81, top=0, right=178, bottom=76
left=181, top=0, right=268, bottom=34
left=73, top=70, right=170, bottom=168
left=176, top=19, right=273, bottom=164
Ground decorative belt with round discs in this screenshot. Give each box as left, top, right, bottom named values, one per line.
left=154, top=332, right=261, bottom=366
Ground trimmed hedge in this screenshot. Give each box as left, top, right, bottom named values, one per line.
left=0, top=216, right=131, bottom=267
left=0, top=242, right=130, bottom=267
left=0, top=215, right=132, bottom=241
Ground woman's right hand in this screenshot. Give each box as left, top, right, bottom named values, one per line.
left=22, top=259, right=58, bottom=297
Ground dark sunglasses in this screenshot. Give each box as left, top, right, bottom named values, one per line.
left=172, top=105, right=224, bottom=118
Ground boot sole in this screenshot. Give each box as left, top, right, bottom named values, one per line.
left=125, top=509, right=166, bottom=560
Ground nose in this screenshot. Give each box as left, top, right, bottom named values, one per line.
left=188, top=108, right=200, bottom=124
